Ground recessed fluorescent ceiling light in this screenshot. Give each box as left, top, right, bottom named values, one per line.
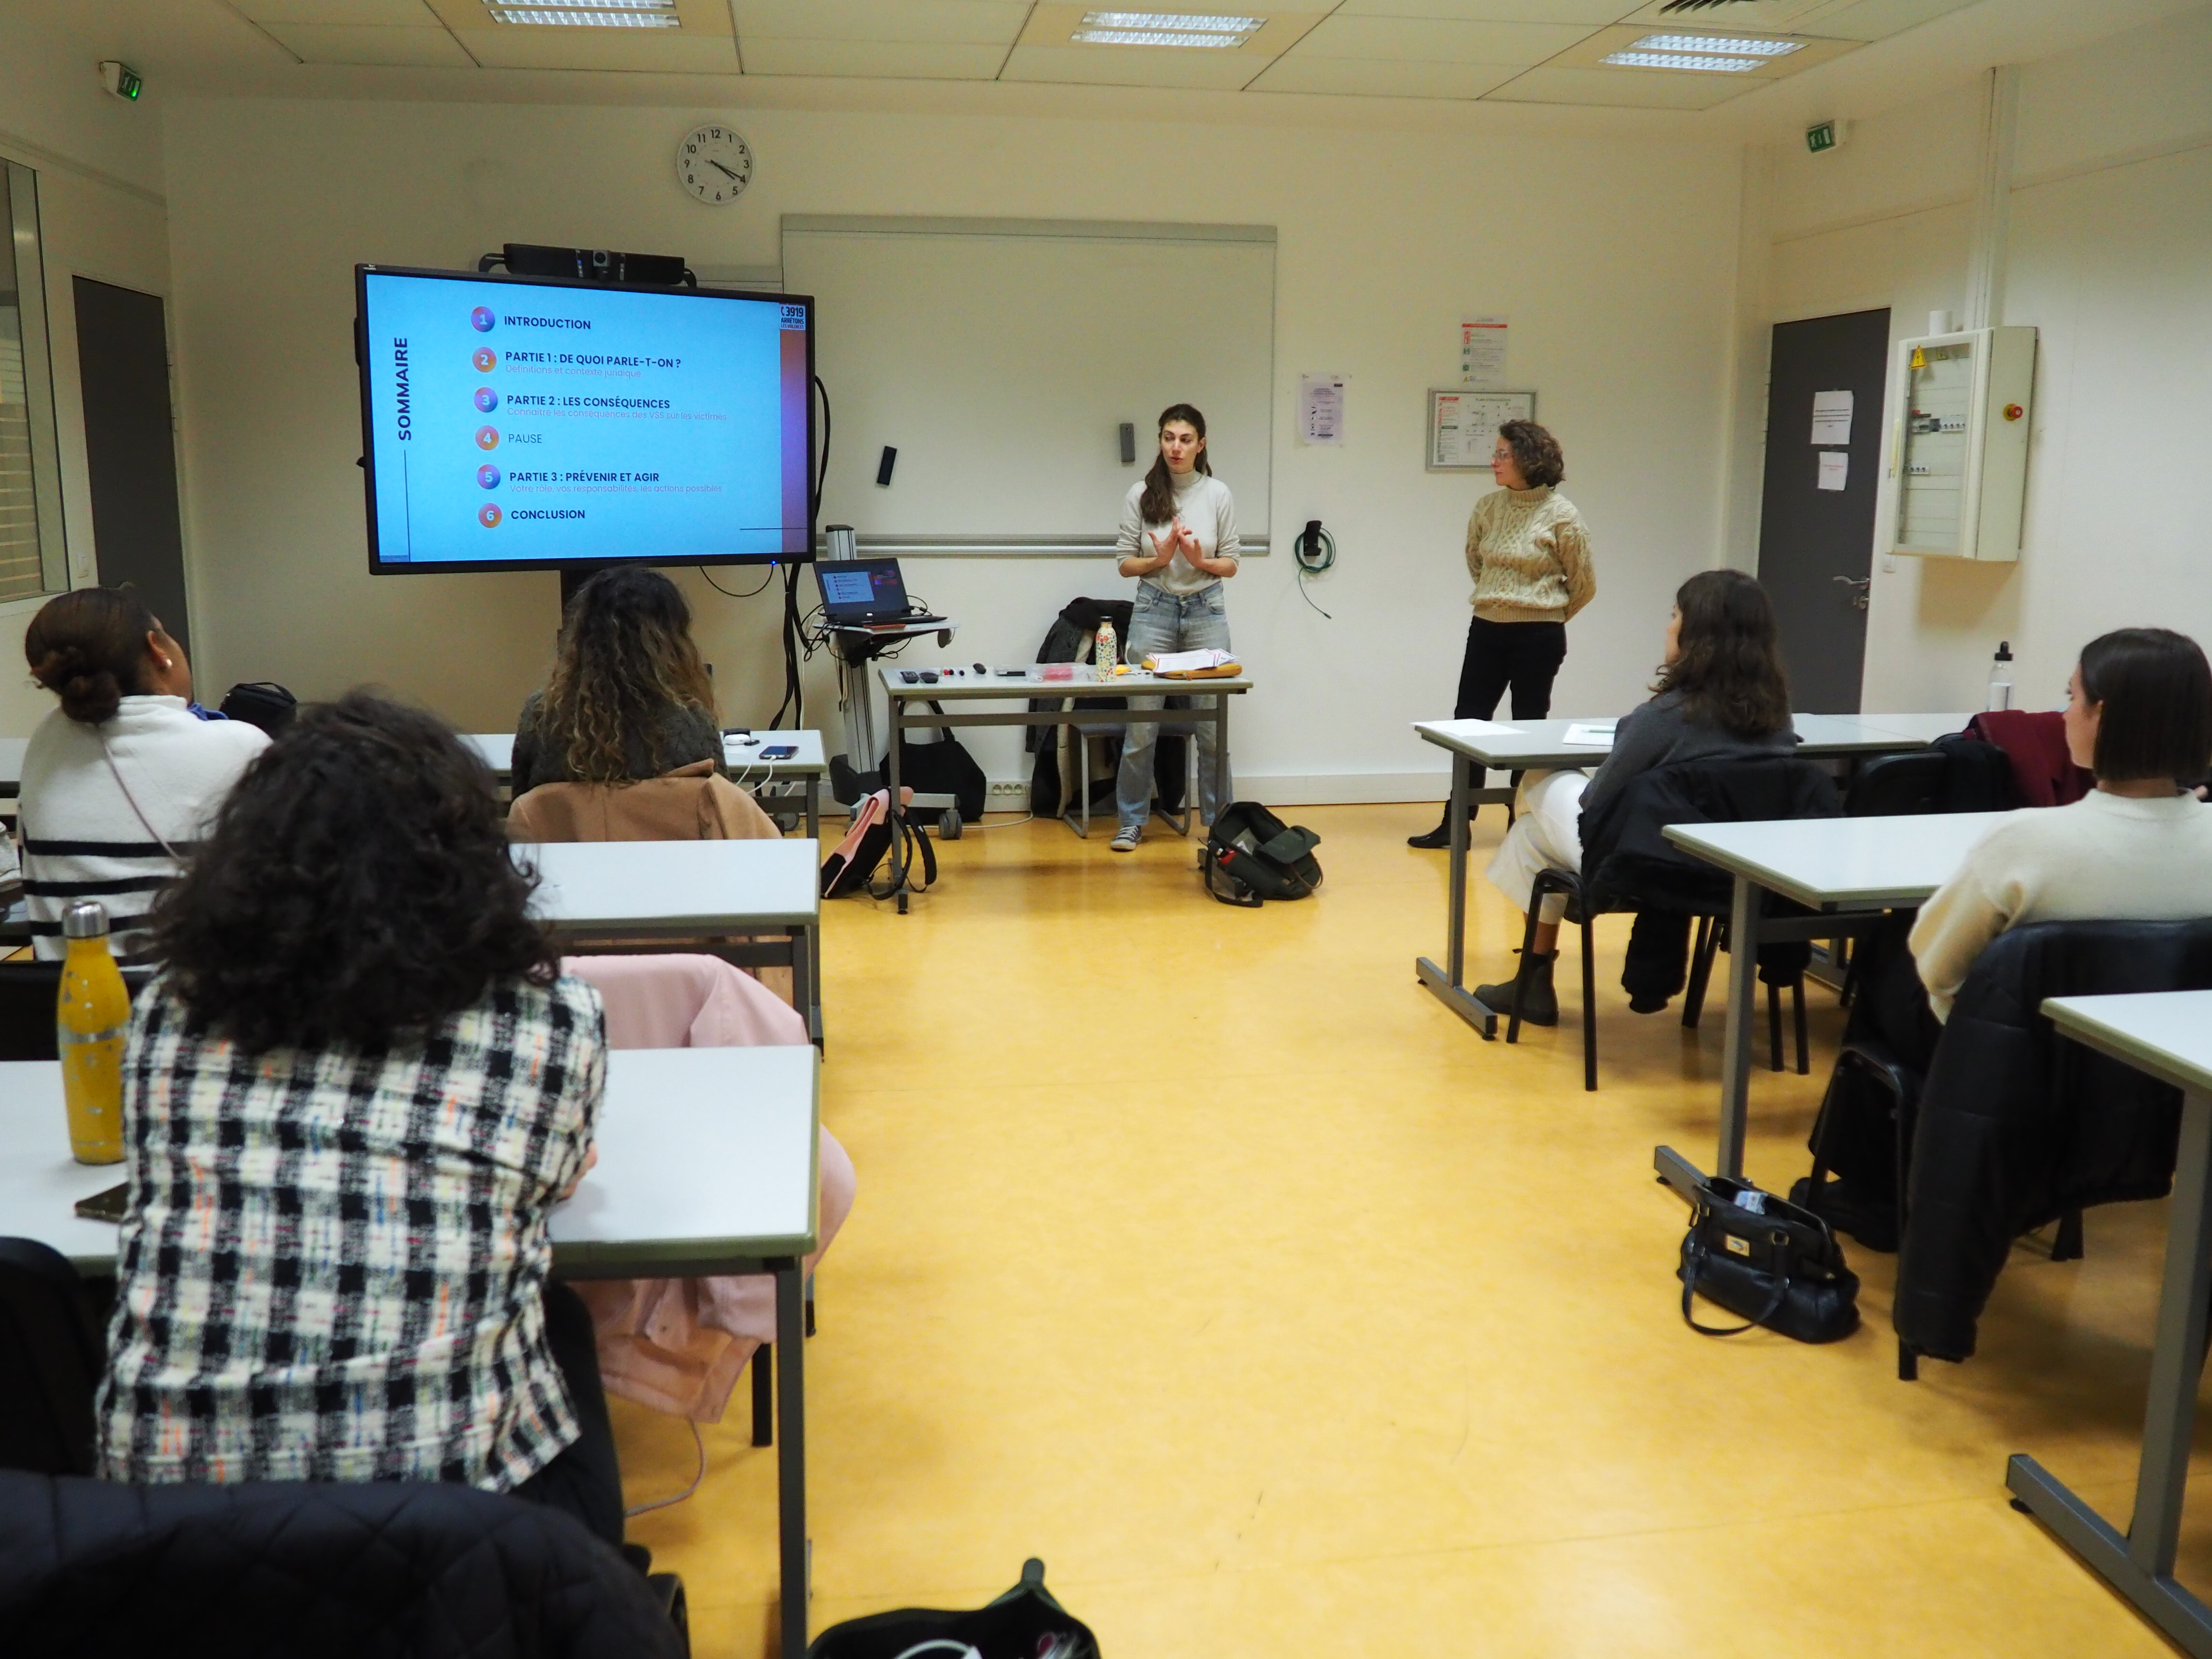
left=1631, top=32, right=1801, bottom=57
left=1073, top=11, right=1262, bottom=47
left=484, top=0, right=679, bottom=25
left=1602, top=48, right=1761, bottom=72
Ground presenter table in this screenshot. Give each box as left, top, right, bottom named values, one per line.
left=0, top=1045, right=824, bottom=1659
left=522, top=838, right=823, bottom=1045
left=1650, top=812, right=2005, bottom=1201
left=2008, top=992, right=2212, bottom=1659
left=468, top=730, right=829, bottom=837
left=878, top=664, right=1252, bottom=914
left=1410, top=714, right=1974, bottom=1039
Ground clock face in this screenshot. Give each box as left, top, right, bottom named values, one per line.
left=677, top=124, right=752, bottom=205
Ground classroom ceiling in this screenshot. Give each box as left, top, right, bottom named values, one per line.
left=190, top=0, right=1990, bottom=108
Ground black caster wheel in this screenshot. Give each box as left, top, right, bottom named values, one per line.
left=939, top=809, right=963, bottom=840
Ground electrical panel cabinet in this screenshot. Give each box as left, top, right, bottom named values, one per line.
left=1886, top=324, right=2036, bottom=562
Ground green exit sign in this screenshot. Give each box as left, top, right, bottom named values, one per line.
left=1806, top=120, right=1839, bottom=154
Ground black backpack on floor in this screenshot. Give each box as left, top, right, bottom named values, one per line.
left=807, top=1559, right=1097, bottom=1659
left=1203, top=801, right=1322, bottom=907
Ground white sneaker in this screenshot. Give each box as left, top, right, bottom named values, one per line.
left=1109, top=827, right=1141, bottom=853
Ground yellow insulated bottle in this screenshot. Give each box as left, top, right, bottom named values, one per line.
left=57, top=900, right=129, bottom=1166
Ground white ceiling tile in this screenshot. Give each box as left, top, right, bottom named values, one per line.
left=236, top=0, right=444, bottom=23
left=1248, top=55, right=1524, bottom=96
left=261, top=23, right=476, bottom=64
left=741, top=39, right=1009, bottom=76
left=1792, top=0, right=1981, bottom=44
left=457, top=30, right=742, bottom=70
left=731, top=0, right=1028, bottom=46
left=1328, top=0, right=1629, bottom=20
left=999, top=42, right=1268, bottom=89
left=1289, top=15, right=1590, bottom=62
left=1484, top=63, right=1754, bottom=108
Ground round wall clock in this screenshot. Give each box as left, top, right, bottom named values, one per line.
left=677, top=123, right=752, bottom=205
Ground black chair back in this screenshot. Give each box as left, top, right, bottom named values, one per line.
left=0, top=963, right=153, bottom=1061
left=1846, top=751, right=1949, bottom=816
left=0, top=1238, right=106, bottom=1476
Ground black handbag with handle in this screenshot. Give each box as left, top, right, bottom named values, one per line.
left=1678, top=1175, right=1860, bottom=1344
left=807, top=1558, right=1097, bottom=1659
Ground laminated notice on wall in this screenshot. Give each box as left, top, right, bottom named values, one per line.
left=1460, top=316, right=1509, bottom=385
left=1300, top=373, right=1346, bottom=446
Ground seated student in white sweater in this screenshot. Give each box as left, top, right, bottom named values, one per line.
left=1910, top=626, right=2212, bottom=1018
left=17, top=588, right=268, bottom=962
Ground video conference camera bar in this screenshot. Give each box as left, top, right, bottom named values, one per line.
left=476, top=243, right=696, bottom=289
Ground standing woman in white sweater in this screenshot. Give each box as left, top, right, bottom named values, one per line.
left=1111, top=403, right=1238, bottom=852
left=1409, top=419, right=1597, bottom=848
left=17, top=588, right=267, bottom=962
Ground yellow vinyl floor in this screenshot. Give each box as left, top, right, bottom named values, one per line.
left=614, top=805, right=2210, bottom=1657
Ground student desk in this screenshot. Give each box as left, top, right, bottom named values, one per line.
left=876, top=663, right=1253, bottom=914
left=467, top=730, right=830, bottom=838
left=1651, top=812, right=2005, bottom=1201
left=521, top=839, right=823, bottom=1046
left=2008, top=992, right=2212, bottom=1659
left=0, top=1044, right=824, bottom=1659
left=1410, top=714, right=1974, bottom=1038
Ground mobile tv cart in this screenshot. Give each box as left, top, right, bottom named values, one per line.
left=826, top=620, right=962, bottom=827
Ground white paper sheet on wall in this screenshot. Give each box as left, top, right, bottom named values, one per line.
left=1817, top=450, right=1850, bottom=492
left=1460, top=316, right=1509, bottom=385
left=1811, top=390, right=1853, bottom=445
left=1300, top=373, right=1346, bottom=446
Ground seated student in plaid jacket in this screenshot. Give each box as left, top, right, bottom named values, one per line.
left=95, top=692, right=626, bottom=1548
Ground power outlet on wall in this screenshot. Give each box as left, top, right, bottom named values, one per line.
left=987, top=780, right=1028, bottom=801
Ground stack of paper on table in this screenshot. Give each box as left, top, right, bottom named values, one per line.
left=1562, top=722, right=1616, bottom=746
left=1144, top=648, right=1241, bottom=677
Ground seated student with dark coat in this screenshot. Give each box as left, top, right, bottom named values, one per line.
left=96, top=693, right=628, bottom=1549
left=513, top=567, right=722, bottom=795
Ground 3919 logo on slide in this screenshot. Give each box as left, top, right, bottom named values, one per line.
left=472, top=347, right=497, bottom=373
left=474, top=387, right=499, bottom=413
left=470, top=307, right=496, bottom=333
left=477, top=464, right=501, bottom=489
left=476, top=426, right=500, bottom=451
left=479, top=505, right=503, bottom=528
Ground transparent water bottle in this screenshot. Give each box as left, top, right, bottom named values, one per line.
left=1096, top=618, right=1118, bottom=680
left=57, top=900, right=129, bottom=1165
left=1986, top=641, right=2014, bottom=712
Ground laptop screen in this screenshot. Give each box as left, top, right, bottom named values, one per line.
left=816, top=558, right=909, bottom=620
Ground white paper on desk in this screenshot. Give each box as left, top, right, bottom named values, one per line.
left=1146, top=648, right=1237, bottom=673
left=1562, top=721, right=1616, bottom=746
left=1817, top=450, right=1849, bottom=492
left=1425, top=718, right=1523, bottom=738
left=1811, top=390, right=1853, bottom=445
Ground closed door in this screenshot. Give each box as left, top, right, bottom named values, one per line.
left=1755, top=308, right=1890, bottom=713
left=73, top=277, right=191, bottom=652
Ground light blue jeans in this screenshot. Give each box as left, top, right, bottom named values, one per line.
left=1116, top=581, right=1234, bottom=832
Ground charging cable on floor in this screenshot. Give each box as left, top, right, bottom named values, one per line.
left=623, top=1419, right=707, bottom=1518
left=1295, top=518, right=1335, bottom=619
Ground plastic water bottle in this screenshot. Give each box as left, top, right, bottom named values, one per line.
left=1095, top=618, right=1117, bottom=679
left=57, top=900, right=129, bottom=1165
left=1986, top=641, right=2014, bottom=712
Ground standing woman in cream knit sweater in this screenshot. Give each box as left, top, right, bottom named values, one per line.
left=1409, top=419, right=1596, bottom=847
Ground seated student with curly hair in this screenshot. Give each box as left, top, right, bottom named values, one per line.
left=96, top=692, right=627, bottom=1548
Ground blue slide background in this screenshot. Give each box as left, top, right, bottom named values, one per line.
left=363, top=272, right=795, bottom=564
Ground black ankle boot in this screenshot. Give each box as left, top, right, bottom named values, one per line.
left=1474, top=951, right=1558, bottom=1025
left=1407, top=817, right=1453, bottom=849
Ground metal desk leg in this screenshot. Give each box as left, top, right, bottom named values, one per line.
left=2007, top=1089, right=2212, bottom=1659
left=1415, top=753, right=1499, bottom=1039
left=1656, top=872, right=1758, bottom=1202
left=805, top=777, right=818, bottom=843
left=886, top=699, right=909, bottom=914
left=1212, top=692, right=1229, bottom=825
left=773, top=1258, right=809, bottom=1659
left=793, top=922, right=821, bottom=1048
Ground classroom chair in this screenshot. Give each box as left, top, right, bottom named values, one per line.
left=0, top=1238, right=105, bottom=1477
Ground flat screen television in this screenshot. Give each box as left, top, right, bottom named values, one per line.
left=354, top=264, right=814, bottom=574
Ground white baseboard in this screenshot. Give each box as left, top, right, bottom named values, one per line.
left=976, top=771, right=1452, bottom=808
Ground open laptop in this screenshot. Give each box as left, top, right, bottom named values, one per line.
left=814, top=558, right=943, bottom=628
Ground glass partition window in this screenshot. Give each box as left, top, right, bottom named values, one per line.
left=0, top=163, right=67, bottom=602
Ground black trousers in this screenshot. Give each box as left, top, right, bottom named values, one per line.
left=1454, top=615, right=1568, bottom=722
left=514, top=1279, right=626, bottom=1549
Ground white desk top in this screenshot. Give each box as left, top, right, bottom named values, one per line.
left=880, top=664, right=1252, bottom=700
left=0, top=1046, right=820, bottom=1276
left=1414, top=712, right=1972, bottom=769
left=467, top=730, right=826, bottom=782
left=2042, top=991, right=2212, bottom=1099
left=521, top=839, right=820, bottom=933
left=1662, top=812, right=2008, bottom=908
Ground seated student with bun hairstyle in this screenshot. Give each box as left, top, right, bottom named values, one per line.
left=98, top=691, right=628, bottom=1548
left=17, top=587, right=268, bottom=962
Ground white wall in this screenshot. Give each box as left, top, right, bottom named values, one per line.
left=158, top=96, right=1743, bottom=797
left=0, top=6, right=171, bottom=737
left=1749, top=6, right=2212, bottom=717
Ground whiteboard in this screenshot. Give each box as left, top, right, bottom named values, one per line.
left=782, top=216, right=1274, bottom=554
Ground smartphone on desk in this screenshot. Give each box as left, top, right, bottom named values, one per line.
left=75, top=1182, right=128, bottom=1224
left=759, top=744, right=798, bottom=760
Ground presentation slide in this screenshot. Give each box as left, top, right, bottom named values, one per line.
left=358, top=269, right=811, bottom=568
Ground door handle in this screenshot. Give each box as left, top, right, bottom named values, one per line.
left=1832, top=575, right=1871, bottom=612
